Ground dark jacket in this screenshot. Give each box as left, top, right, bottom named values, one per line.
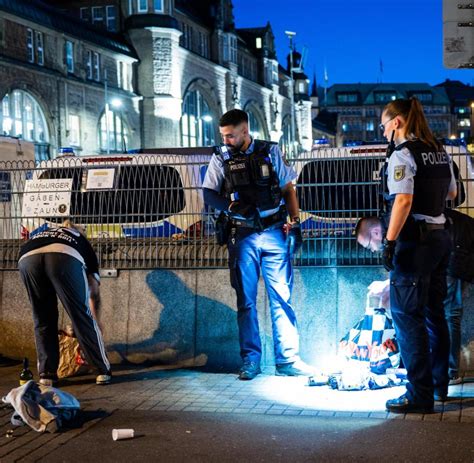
left=445, top=208, right=474, bottom=282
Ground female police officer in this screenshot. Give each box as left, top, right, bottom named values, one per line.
left=381, top=98, right=457, bottom=413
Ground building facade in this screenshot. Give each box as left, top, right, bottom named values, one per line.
left=435, top=79, right=474, bottom=142
left=0, top=0, right=313, bottom=161
left=316, top=83, right=454, bottom=147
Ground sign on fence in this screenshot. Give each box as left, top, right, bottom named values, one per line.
left=22, top=179, right=73, bottom=217
left=85, top=168, right=115, bottom=190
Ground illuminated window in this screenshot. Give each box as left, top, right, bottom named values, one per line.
left=93, top=52, right=100, bottom=81
left=86, top=50, right=93, bottom=79
left=36, top=32, right=44, bottom=66
left=374, top=92, right=397, bottom=103
left=85, top=50, right=100, bottom=81
left=68, top=114, right=81, bottom=146
left=256, top=37, right=262, bottom=49
left=0, top=90, right=49, bottom=160
left=409, top=92, right=432, bottom=102
left=336, top=93, right=359, bottom=104
left=26, top=28, right=44, bottom=65
left=65, top=41, right=74, bottom=73
left=99, top=109, right=129, bottom=152
left=26, top=28, right=34, bottom=63
left=181, top=90, right=216, bottom=147
left=118, top=61, right=131, bottom=91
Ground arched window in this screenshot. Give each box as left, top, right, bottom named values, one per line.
left=247, top=109, right=265, bottom=140
left=181, top=89, right=216, bottom=147
left=280, top=115, right=291, bottom=157
left=99, top=109, right=129, bottom=152
left=0, top=90, right=49, bottom=160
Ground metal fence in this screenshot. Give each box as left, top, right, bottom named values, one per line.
left=0, top=145, right=472, bottom=270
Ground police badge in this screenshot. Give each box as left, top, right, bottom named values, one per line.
left=394, top=165, right=405, bottom=181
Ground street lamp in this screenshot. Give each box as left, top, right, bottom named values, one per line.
left=285, top=30, right=297, bottom=158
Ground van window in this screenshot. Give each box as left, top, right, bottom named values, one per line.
left=297, top=157, right=383, bottom=218
left=297, top=157, right=466, bottom=218
left=38, top=164, right=185, bottom=223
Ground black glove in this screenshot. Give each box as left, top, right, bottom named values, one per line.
left=287, top=221, right=303, bottom=257
left=382, top=238, right=396, bottom=272
left=228, top=201, right=257, bottom=220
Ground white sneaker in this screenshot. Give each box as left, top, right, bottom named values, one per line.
left=449, top=376, right=462, bottom=385
left=96, top=374, right=112, bottom=385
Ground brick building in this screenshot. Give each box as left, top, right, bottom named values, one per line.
left=0, top=0, right=313, bottom=161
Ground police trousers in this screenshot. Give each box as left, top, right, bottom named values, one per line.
left=19, top=253, right=110, bottom=377
left=390, top=228, right=451, bottom=405
left=228, top=227, right=299, bottom=365
left=444, top=276, right=464, bottom=377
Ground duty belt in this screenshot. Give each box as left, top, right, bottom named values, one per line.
left=232, top=209, right=285, bottom=231
left=417, top=222, right=445, bottom=231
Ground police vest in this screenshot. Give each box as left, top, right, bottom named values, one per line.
left=381, top=140, right=451, bottom=219
left=220, top=140, right=282, bottom=212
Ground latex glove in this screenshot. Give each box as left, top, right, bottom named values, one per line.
left=382, top=239, right=396, bottom=272
left=286, top=221, right=303, bottom=257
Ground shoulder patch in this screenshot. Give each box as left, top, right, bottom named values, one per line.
left=394, top=165, right=406, bottom=181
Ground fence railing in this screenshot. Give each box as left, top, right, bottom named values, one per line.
left=0, top=145, right=472, bottom=270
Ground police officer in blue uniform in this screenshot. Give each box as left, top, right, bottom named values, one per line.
left=203, top=109, right=316, bottom=380
left=379, top=98, right=457, bottom=413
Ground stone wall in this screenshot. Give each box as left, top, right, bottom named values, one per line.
left=1, top=267, right=473, bottom=374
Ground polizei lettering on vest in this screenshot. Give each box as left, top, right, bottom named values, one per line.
left=230, top=163, right=246, bottom=170
left=420, top=151, right=448, bottom=165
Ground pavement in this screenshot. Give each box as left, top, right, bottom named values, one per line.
left=0, top=363, right=473, bottom=462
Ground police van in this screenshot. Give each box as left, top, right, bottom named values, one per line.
left=21, top=148, right=214, bottom=239
left=292, top=143, right=474, bottom=238
left=20, top=143, right=473, bottom=244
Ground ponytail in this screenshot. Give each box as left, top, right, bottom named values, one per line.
left=384, top=97, right=441, bottom=151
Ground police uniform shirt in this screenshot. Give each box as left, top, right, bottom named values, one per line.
left=203, top=139, right=296, bottom=218
left=387, top=145, right=456, bottom=224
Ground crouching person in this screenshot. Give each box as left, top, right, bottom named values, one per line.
left=18, top=219, right=111, bottom=386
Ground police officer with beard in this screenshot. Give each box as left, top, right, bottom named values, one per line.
left=379, top=98, right=457, bottom=414
left=203, top=109, right=317, bottom=380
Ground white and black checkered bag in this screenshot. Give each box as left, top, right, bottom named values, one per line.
left=339, top=301, right=400, bottom=374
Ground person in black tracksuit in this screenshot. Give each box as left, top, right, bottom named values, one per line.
left=18, top=221, right=111, bottom=385
left=378, top=98, right=457, bottom=414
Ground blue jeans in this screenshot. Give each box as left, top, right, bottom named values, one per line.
left=390, top=229, right=451, bottom=405
left=228, top=227, right=299, bottom=365
left=444, top=276, right=463, bottom=377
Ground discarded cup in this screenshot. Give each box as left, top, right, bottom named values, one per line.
left=112, top=429, right=134, bottom=441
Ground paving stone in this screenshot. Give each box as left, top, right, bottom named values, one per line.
left=317, top=411, right=335, bottom=417
left=265, top=409, right=284, bottom=415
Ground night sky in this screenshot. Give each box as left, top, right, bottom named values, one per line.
left=233, top=0, right=474, bottom=87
